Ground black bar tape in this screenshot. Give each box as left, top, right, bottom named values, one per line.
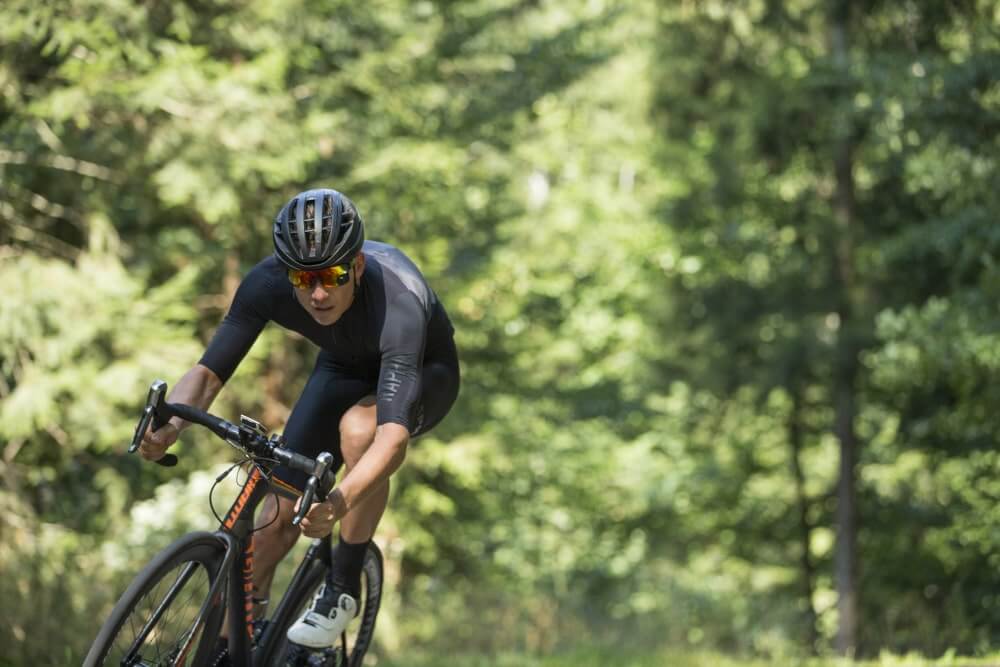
left=166, top=403, right=233, bottom=441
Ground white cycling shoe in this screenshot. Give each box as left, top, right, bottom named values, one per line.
left=286, top=584, right=358, bottom=649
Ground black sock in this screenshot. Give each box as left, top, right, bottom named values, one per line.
left=327, top=534, right=368, bottom=600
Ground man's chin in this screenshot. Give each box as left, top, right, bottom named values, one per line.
left=311, top=307, right=338, bottom=325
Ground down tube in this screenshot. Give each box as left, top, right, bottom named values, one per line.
left=223, top=465, right=272, bottom=664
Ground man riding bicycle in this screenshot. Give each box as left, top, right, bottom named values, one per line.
left=139, top=188, right=460, bottom=662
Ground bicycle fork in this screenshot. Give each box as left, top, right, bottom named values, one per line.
left=121, top=533, right=236, bottom=666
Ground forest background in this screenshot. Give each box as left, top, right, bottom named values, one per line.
left=2, top=1, right=999, bottom=665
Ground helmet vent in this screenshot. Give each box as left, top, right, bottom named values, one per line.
left=304, top=200, right=318, bottom=256
left=287, top=196, right=301, bottom=251
left=339, top=207, right=355, bottom=240
left=320, top=195, right=335, bottom=251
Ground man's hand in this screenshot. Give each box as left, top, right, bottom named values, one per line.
left=295, top=489, right=348, bottom=538
left=136, top=365, right=223, bottom=462
left=139, top=422, right=180, bottom=462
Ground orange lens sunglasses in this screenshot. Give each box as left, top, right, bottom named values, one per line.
left=287, top=261, right=353, bottom=289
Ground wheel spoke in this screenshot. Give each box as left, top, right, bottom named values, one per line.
left=103, top=559, right=212, bottom=666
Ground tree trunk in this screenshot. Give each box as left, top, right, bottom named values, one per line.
left=789, top=386, right=819, bottom=653
left=833, top=350, right=859, bottom=657
left=830, top=0, right=861, bottom=656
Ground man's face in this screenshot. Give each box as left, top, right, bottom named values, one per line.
left=289, top=253, right=365, bottom=326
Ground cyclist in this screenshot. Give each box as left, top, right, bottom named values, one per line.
left=138, top=188, right=460, bottom=660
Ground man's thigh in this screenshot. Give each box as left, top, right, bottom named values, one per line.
left=270, top=357, right=374, bottom=496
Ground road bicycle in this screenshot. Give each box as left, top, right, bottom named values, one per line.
left=84, top=380, right=383, bottom=667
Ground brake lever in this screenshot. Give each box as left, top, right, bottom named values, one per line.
left=127, top=380, right=177, bottom=467
left=292, top=478, right=317, bottom=527
left=128, top=405, right=155, bottom=454
left=291, top=452, right=335, bottom=526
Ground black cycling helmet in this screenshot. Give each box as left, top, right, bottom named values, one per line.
left=273, top=188, right=365, bottom=270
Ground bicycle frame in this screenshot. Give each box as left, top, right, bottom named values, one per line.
left=109, top=388, right=345, bottom=667
left=157, top=463, right=333, bottom=666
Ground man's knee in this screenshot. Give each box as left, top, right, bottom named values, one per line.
left=340, top=413, right=376, bottom=467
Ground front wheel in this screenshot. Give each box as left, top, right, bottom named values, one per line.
left=84, top=531, right=227, bottom=667
left=266, top=542, right=384, bottom=667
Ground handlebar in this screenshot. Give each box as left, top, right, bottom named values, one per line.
left=127, top=380, right=336, bottom=525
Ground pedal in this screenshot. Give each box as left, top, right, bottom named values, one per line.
left=284, top=642, right=343, bottom=667
left=307, top=647, right=342, bottom=667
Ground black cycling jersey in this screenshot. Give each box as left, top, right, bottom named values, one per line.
left=199, top=241, right=456, bottom=433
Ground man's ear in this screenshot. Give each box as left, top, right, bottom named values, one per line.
left=354, top=252, right=366, bottom=286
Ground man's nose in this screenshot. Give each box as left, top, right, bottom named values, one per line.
left=310, top=283, right=330, bottom=300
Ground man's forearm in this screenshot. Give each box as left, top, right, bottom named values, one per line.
left=165, top=364, right=224, bottom=431
left=334, top=423, right=409, bottom=514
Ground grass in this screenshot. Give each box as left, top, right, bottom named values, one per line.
left=377, top=647, right=1000, bottom=667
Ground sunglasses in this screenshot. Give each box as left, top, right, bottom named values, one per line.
left=287, top=260, right=354, bottom=289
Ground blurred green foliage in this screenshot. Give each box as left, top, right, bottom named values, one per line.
left=380, top=648, right=1000, bottom=667
left=1, top=0, right=999, bottom=665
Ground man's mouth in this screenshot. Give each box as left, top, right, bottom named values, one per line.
left=312, top=304, right=335, bottom=312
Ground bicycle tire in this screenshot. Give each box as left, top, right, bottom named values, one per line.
left=264, top=542, right=384, bottom=667
left=350, top=543, right=384, bottom=667
left=84, top=531, right=227, bottom=667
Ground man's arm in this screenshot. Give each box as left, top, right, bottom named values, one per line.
left=140, top=261, right=273, bottom=460
left=299, top=288, right=426, bottom=535
left=139, top=363, right=224, bottom=461
left=327, top=290, right=424, bottom=515
left=298, top=422, right=408, bottom=538
left=337, top=422, right=408, bottom=512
